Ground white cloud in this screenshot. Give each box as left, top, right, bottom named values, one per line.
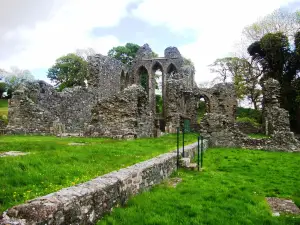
left=131, top=0, right=297, bottom=83
left=0, top=0, right=137, bottom=71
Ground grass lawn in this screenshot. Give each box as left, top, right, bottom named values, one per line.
left=0, top=99, right=8, bottom=117
left=0, top=133, right=198, bottom=213
left=98, top=148, right=300, bottom=225
left=248, top=133, right=271, bottom=139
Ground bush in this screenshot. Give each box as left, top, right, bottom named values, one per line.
left=236, top=107, right=262, bottom=124
left=0, top=115, right=8, bottom=124
left=236, top=116, right=261, bottom=127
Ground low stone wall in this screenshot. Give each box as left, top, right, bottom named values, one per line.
left=0, top=141, right=208, bottom=225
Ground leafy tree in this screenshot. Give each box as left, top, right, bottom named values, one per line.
left=243, top=8, right=300, bottom=43
left=108, top=43, right=160, bottom=65
left=248, top=32, right=300, bottom=131
left=183, top=57, right=194, bottom=66
left=3, top=67, right=35, bottom=98
left=156, top=95, right=163, bottom=114
left=209, top=57, right=262, bottom=109
left=108, top=43, right=140, bottom=65
left=47, top=53, right=88, bottom=91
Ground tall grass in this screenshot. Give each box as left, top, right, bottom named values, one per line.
left=0, top=134, right=198, bottom=213
left=98, top=148, right=300, bottom=225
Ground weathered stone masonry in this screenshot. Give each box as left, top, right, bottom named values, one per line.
left=5, top=44, right=299, bottom=151
left=85, top=85, right=153, bottom=139
left=0, top=142, right=208, bottom=225
left=6, top=44, right=206, bottom=137
left=199, top=79, right=300, bottom=152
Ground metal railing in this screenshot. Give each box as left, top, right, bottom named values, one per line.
left=176, top=127, right=204, bottom=171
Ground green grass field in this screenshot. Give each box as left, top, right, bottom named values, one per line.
left=98, top=148, right=300, bottom=225
left=0, top=99, right=8, bottom=117
left=0, top=134, right=198, bottom=213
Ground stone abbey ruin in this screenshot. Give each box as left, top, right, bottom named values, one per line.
left=4, top=44, right=300, bottom=152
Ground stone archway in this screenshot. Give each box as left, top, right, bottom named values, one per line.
left=166, top=63, right=178, bottom=79
left=152, top=62, right=164, bottom=114
left=152, top=61, right=165, bottom=133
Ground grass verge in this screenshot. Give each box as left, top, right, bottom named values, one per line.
left=248, top=133, right=271, bottom=139
left=0, top=133, right=198, bottom=213
left=98, top=148, right=300, bottom=225
left=0, top=99, right=8, bottom=116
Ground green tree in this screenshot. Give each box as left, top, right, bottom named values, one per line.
left=4, top=67, right=35, bottom=98
left=108, top=43, right=140, bottom=65
left=47, top=53, right=88, bottom=91
left=108, top=43, right=159, bottom=65
left=243, top=8, right=300, bottom=43
left=248, top=32, right=300, bottom=131
left=209, top=57, right=262, bottom=108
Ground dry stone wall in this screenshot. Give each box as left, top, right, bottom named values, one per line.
left=0, top=142, right=208, bottom=225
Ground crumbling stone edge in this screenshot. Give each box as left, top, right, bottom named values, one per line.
left=0, top=141, right=208, bottom=225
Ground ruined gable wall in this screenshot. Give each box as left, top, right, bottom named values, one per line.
left=85, top=85, right=153, bottom=138
left=88, top=54, right=126, bottom=99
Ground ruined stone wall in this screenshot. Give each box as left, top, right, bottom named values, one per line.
left=165, top=81, right=237, bottom=133
left=131, top=44, right=194, bottom=119
left=164, top=80, right=190, bottom=133
left=197, top=79, right=300, bottom=152
left=262, top=78, right=291, bottom=135
left=88, top=54, right=126, bottom=99
left=85, top=85, right=153, bottom=139
left=1, top=142, right=208, bottom=225
left=200, top=112, right=300, bottom=152
left=7, top=81, right=96, bottom=134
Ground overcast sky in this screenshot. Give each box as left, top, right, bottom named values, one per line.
left=0, top=0, right=299, bottom=84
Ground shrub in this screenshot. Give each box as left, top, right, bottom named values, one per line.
left=236, top=116, right=261, bottom=127
left=236, top=107, right=262, bottom=124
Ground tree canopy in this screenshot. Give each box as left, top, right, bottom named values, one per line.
left=243, top=8, right=300, bottom=43
left=209, top=57, right=262, bottom=109
left=248, top=31, right=300, bottom=131
left=108, top=43, right=141, bottom=65
left=47, top=53, right=88, bottom=91
left=3, top=67, right=35, bottom=98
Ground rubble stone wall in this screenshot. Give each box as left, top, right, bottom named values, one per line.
left=6, top=81, right=96, bottom=134
left=165, top=81, right=237, bottom=133
left=200, top=112, right=300, bottom=152
left=85, top=85, right=153, bottom=138
left=87, top=54, right=126, bottom=99
left=0, top=142, right=208, bottom=225
left=262, top=78, right=291, bottom=135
